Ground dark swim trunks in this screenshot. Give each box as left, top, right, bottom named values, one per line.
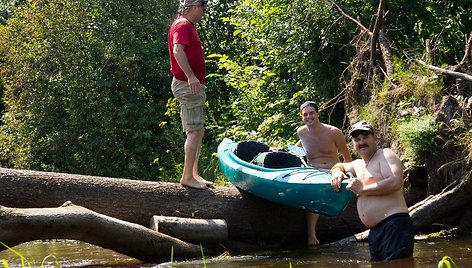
left=368, top=213, right=414, bottom=261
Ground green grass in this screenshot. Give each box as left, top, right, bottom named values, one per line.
left=0, top=241, right=59, bottom=268
left=396, top=114, right=438, bottom=164
left=438, top=256, right=457, bottom=268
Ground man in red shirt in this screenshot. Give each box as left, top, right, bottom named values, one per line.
left=168, top=0, right=212, bottom=189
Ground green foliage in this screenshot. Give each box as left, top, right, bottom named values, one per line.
left=392, top=58, right=443, bottom=100
left=0, top=0, right=177, bottom=180
left=0, top=0, right=471, bottom=182
left=458, top=130, right=472, bottom=182
left=385, top=0, right=472, bottom=65
left=441, top=117, right=472, bottom=178
left=209, top=54, right=298, bottom=143
left=207, top=0, right=353, bottom=146
left=459, top=129, right=472, bottom=166
left=355, top=58, right=444, bottom=146
left=396, top=114, right=438, bottom=163
left=1, top=259, right=9, bottom=268
left=200, top=243, right=207, bottom=268
left=356, top=105, right=377, bottom=127
left=438, top=255, right=457, bottom=268
left=325, top=0, right=471, bottom=65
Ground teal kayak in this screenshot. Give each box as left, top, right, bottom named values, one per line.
left=217, top=138, right=353, bottom=217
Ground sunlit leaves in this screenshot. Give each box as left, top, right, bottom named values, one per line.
left=0, top=0, right=176, bottom=179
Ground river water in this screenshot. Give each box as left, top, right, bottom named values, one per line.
left=0, top=236, right=470, bottom=267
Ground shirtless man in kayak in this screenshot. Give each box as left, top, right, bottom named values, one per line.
left=295, top=101, right=352, bottom=246
left=331, top=120, right=414, bottom=261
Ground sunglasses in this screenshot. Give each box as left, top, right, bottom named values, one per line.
left=351, top=130, right=372, bottom=138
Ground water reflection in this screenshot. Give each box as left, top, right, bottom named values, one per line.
left=0, top=237, right=470, bottom=267
left=163, top=237, right=471, bottom=268
left=0, top=240, right=139, bottom=267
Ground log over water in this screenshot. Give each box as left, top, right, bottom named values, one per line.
left=0, top=168, right=364, bottom=247
left=2, top=167, right=469, bottom=262
left=0, top=203, right=202, bottom=263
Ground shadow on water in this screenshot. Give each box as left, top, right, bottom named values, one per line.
left=0, top=236, right=471, bottom=267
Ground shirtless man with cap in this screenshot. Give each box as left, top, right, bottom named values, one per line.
left=331, top=120, right=414, bottom=261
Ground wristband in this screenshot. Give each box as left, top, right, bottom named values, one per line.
left=330, top=163, right=345, bottom=175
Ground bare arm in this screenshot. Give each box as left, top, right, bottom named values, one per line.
left=330, top=161, right=357, bottom=191
left=173, top=43, right=203, bottom=93
left=295, top=127, right=304, bottom=148
left=333, top=129, right=352, bottom=162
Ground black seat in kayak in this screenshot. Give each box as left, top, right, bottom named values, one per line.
left=252, top=151, right=303, bottom=168
left=234, top=140, right=270, bottom=162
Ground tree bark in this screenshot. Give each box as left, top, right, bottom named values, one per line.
left=0, top=202, right=202, bottom=263
left=0, top=168, right=365, bottom=249
left=452, top=31, right=472, bottom=71
left=409, top=178, right=472, bottom=230
left=370, top=0, right=385, bottom=68
left=1, top=167, right=470, bottom=260
left=150, top=216, right=228, bottom=244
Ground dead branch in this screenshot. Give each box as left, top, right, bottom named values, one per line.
left=325, top=0, right=370, bottom=35
left=415, top=59, right=472, bottom=82
left=326, top=0, right=394, bottom=80
left=379, top=31, right=394, bottom=76
left=370, top=0, right=386, bottom=67
left=458, top=32, right=472, bottom=67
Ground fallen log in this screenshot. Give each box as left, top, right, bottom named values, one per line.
left=0, top=167, right=366, bottom=250
left=150, top=216, right=228, bottom=244
left=0, top=202, right=203, bottom=263
left=409, top=178, right=472, bottom=230
left=2, top=166, right=470, bottom=261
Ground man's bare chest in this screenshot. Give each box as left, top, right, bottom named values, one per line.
left=302, top=136, right=336, bottom=156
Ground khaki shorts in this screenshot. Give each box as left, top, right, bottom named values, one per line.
left=171, top=78, right=206, bottom=132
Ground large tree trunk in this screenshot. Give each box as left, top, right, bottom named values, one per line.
left=1, top=167, right=471, bottom=261
left=0, top=168, right=365, bottom=250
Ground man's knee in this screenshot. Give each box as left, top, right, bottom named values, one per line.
left=186, top=128, right=204, bottom=138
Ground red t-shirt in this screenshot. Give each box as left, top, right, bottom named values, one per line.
left=168, top=17, right=206, bottom=84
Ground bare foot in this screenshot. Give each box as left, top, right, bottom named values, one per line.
left=180, top=177, right=208, bottom=190
left=194, top=175, right=214, bottom=188
left=308, top=236, right=320, bottom=247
